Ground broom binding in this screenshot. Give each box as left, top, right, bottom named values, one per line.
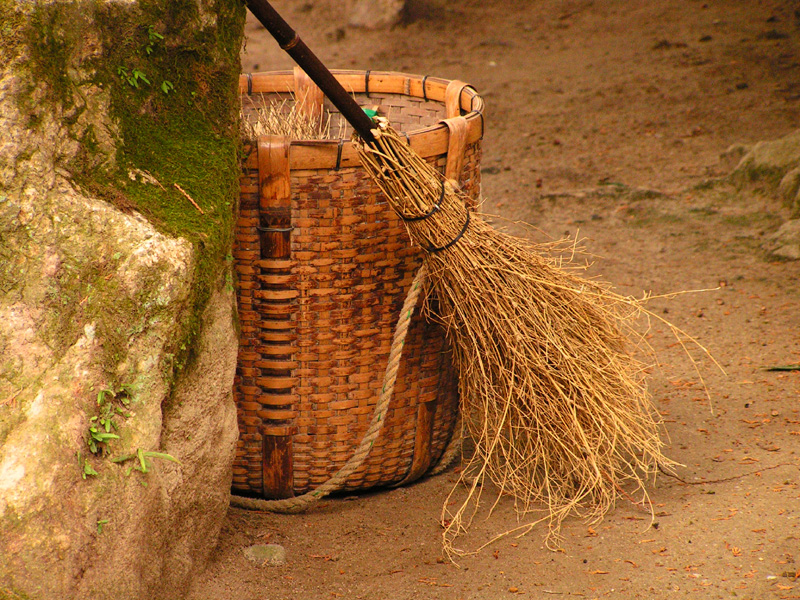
left=422, top=210, right=471, bottom=253
left=396, top=182, right=444, bottom=222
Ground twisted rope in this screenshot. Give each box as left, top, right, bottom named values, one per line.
left=230, top=264, right=436, bottom=513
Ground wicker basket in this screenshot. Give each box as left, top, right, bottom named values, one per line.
left=233, top=69, right=484, bottom=499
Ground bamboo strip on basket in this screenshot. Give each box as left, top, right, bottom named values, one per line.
left=241, top=71, right=481, bottom=109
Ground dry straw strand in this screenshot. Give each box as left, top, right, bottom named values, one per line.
left=240, top=92, right=343, bottom=140
left=354, top=119, right=716, bottom=560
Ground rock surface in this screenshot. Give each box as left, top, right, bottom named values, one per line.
left=733, top=128, right=800, bottom=174
left=0, top=1, right=242, bottom=599
left=244, top=544, right=288, bottom=566
left=765, top=219, right=800, bottom=260
left=349, top=0, right=405, bottom=29
left=0, top=185, right=239, bottom=600
left=732, top=129, right=800, bottom=216
left=778, top=166, right=800, bottom=215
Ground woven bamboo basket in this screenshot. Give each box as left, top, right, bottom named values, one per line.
left=233, top=69, right=485, bottom=499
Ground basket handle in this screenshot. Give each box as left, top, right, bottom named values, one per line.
left=293, top=66, right=325, bottom=125
left=441, top=116, right=468, bottom=189
left=247, top=0, right=377, bottom=144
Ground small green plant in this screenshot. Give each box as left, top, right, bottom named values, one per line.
left=86, top=387, right=131, bottom=454
left=145, top=25, right=163, bottom=55
left=117, top=66, right=150, bottom=89
left=77, top=451, right=98, bottom=479
left=96, top=519, right=109, bottom=534
left=112, top=447, right=180, bottom=475
left=131, top=69, right=150, bottom=87
left=80, top=385, right=179, bottom=480
left=117, top=27, right=176, bottom=96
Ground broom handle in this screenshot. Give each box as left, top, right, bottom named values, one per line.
left=247, top=0, right=377, bottom=144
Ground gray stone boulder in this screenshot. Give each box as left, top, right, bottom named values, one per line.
left=778, top=166, right=800, bottom=215
left=0, top=186, right=239, bottom=600
left=349, top=0, right=406, bottom=29
left=0, top=1, right=243, bottom=598
left=0, top=200, right=239, bottom=595
left=730, top=129, right=800, bottom=215
left=765, top=219, right=800, bottom=260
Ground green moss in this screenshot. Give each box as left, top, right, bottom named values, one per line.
left=0, top=0, right=26, bottom=65
left=12, top=0, right=246, bottom=379
left=628, top=188, right=665, bottom=202
left=692, top=178, right=723, bottom=192
left=95, top=0, right=245, bottom=374
left=0, top=586, right=33, bottom=600
left=24, top=2, right=93, bottom=107
left=687, top=206, right=719, bottom=217
left=731, top=162, right=788, bottom=192
left=721, top=212, right=783, bottom=228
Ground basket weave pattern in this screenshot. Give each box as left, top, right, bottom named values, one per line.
left=233, top=70, right=483, bottom=498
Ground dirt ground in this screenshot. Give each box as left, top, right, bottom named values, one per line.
left=188, top=1, right=800, bottom=598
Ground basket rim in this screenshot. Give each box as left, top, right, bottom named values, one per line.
left=240, top=69, right=484, bottom=170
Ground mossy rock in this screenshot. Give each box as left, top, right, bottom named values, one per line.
left=730, top=129, right=800, bottom=208
left=0, top=1, right=245, bottom=598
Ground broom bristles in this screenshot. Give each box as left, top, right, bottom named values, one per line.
left=355, top=120, right=681, bottom=559
left=240, top=92, right=343, bottom=141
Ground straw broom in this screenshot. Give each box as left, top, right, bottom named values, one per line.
left=248, top=0, right=697, bottom=557
left=353, top=119, right=678, bottom=556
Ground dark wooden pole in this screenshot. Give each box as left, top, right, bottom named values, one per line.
left=246, top=0, right=378, bottom=144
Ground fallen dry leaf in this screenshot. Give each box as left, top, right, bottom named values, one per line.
left=711, top=507, right=739, bottom=522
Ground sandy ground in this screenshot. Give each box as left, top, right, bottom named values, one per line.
left=189, top=1, right=800, bottom=598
